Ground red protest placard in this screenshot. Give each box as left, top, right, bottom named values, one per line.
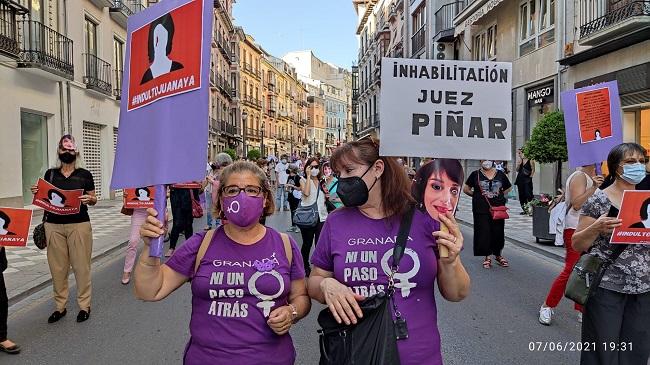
left=576, top=87, right=613, bottom=144
left=611, top=190, right=650, bottom=244
left=127, top=0, right=203, bottom=111
left=32, top=179, right=84, bottom=215
left=172, top=182, right=202, bottom=189
left=0, top=207, right=33, bottom=247
left=124, top=186, right=156, bottom=209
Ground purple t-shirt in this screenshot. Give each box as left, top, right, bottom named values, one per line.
left=166, top=226, right=305, bottom=365
left=311, top=208, right=443, bottom=365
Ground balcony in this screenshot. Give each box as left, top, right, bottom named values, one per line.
left=110, top=0, right=143, bottom=28
left=83, top=53, right=112, bottom=96
left=247, top=128, right=260, bottom=138
left=0, top=0, right=28, bottom=60
left=17, top=20, right=74, bottom=80
left=579, top=1, right=650, bottom=45
left=411, top=26, right=426, bottom=55
left=210, top=71, right=216, bottom=89
left=209, top=117, right=218, bottom=134
left=435, top=2, right=463, bottom=42
left=114, top=69, right=123, bottom=99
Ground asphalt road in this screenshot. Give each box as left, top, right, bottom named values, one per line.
left=3, top=211, right=582, bottom=364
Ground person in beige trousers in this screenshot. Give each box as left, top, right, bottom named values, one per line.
left=31, top=135, right=97, bottom=324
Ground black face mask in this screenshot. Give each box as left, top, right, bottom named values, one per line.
left=337, top=165, right=378, bottom=207
left=58, top=152, right=76, bottom=164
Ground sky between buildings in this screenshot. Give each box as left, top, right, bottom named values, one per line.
left=233, top=0, right=358, bottom=70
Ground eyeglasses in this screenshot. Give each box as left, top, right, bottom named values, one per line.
left=222, top=185, right=263, bottom=197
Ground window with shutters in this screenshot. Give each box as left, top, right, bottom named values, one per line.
left=83, top=121, right=103, bottom=199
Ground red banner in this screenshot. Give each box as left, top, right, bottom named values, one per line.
left=0, top=207, right=33, bottom=247
left=124, top=186, right=156, bottom=209
left=611, top=190, right=650, bottom=244
left=32, top=179, right=84, bottom=215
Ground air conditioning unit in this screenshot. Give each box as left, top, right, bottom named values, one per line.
left=434, top=42, right=454, bottom=60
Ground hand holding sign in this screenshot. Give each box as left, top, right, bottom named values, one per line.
left=433, top=213, right=464, bottom=262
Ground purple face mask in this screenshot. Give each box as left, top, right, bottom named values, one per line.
left=222, top=192, right=264, bottom=227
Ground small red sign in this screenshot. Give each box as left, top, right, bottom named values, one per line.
left=124, top=186, right=156, bottom=209
left=32, top=179, right=84, bottom=215
left=0, top=207, right=34, bottom=247
left=611, top=190, right=650, bottom=244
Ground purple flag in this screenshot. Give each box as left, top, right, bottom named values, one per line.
left=561, top=81, right=623, bottom=168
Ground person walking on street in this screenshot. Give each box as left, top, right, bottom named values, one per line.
left=135, top=161, right=310, bottom=365
left=572, top=143, right=650, bottom=365
left=268, top=158, right=277, bottom=190
left=515, top=148, right=535, bottom=214
left=275, top=155, right=290, bottom=211
left=298, top=158, right=329, bottom=276
left=285, top=164, right=301, bottom=233
left=0, top=247, right=20, bottom=354
left=463, top=160, right=512, bottom=269
left=308, top=138, right=470, bottom=365
left=322, top=162, right=343, bottom=209
left=167, top=186, right=196, bottom=257
left=31, top=135, right=97, bottom=323
left=204, top=153, right=233, bottom=230
left=538, top=165, right=603, bottom=325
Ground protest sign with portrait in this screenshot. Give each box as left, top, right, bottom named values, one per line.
left=124, top=186, right=156, bottom=209
left=32, top=179, right=84, bottom=215
left=0, top=208, right=33, bottom=247
left=611, top=190, right=650, bottom=244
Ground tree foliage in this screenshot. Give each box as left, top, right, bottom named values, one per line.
left=223, top=148, right=237, bottom=161
left=247, top=149, right=261, bottom=161
left=522, top=110, right=568, bottom=164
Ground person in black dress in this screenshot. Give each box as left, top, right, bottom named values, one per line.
left=515, top=148, right=535, bottom=214
left=0, top=247, right=20, bottom=354
left=166, top=186, right=198, bottom=257
left=463, top=160, right=512, bottom=269
left=285, top=164, right=301, bottom=233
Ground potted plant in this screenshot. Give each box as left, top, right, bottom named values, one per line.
left=522, top=110, right=568, bottom=244
left=525, top=194, right=556, bottom=243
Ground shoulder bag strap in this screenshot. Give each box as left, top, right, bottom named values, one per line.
left=391, top=205, right=416, bottom=271
left=194, top=229, right=216, bottom=274
left=279, top=233, right=292, bottom=266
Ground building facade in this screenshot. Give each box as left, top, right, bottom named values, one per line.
left=1, top=0, right=147, bottom=207
left=236, top=29, right=263, bottom=156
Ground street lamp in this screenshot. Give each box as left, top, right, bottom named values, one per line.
left=261, top=123, right=265, bottom=157
left=241, top=111, right=248, bottom=159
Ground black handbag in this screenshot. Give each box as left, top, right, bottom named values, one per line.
left=564, top=206, right=628, bottom=306
left=293, top=182, right=320, bottom=229
left=33, top=169, right=53, bottom=250
left=317, top=206, right=416, bottom=365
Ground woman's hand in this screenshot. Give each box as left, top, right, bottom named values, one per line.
left=79, top=195, right=95, bottom=205
left=267, top=305, right=294, bottom=335
left=30, top=184, right=38, bottom=195
left=140, top=208, right=165, bottom=246
left=320, top=278, right=364, bottom=325
left=590, top=214, right=622, bottom=235
left=433, top=213, right=464, bottom=265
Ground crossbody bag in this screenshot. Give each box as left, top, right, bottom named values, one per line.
left=477, top=172, right=509, bottom=220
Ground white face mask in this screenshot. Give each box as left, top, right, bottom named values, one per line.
left=482, top=161, right=494, bottom=170
left=310, top=168, right=320, bottom=177
left=281, top=159, right=287, bottom=164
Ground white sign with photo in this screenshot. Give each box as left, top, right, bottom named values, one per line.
left=379, top=58, right=513, bottom=160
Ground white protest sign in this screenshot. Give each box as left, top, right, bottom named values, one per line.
left=379, top=58, right=512, bottom=160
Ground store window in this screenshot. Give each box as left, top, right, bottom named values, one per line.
left=519, top=0, right=555, bottom=57
left=472, top=24, right=497, bottom=61
left=21, top=112, right=48, bottom=206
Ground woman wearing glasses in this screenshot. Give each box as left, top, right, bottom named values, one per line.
left=135, top=161, right=310, bottom=365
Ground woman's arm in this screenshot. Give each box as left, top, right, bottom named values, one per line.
left=308, top=267, right=364, bottom=325
left=134, top=209, right=189, bottom=301
left=568, top=174, right=596, bottom=210
left=462, top=184, right=474, bottom=197
left=530, top=161, right=536, bottom=177
left=572, top=214, right=621, bottom=252
left=301, top=177, right=311, bottom=197
left=434, top=213, right=470, bottom=301
left=80, top=190, right=97, bottom=206
left=267, top=279, right=311, bottom=335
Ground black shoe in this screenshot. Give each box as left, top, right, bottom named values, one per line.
left=47, top=309, right=67, bottom=323
left=0, top=342, right=21, bottom=354
left=76, top=309, right=91, bottom=323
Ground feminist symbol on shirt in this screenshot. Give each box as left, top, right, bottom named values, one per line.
left=380, top=248, right=421, bottom=298
left=227, top=200, right=240, bottom=214
left=248, top=270, right=285, bottom=317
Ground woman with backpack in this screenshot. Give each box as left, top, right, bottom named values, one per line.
left=135, top=161, right=310, bottom=364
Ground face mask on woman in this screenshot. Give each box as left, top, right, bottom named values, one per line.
left=222, top=192, right=264, bottom=227
left=310, top=168, right=320, bottom=177
left=621, top=163, right=647, bottom=184
left=337, top=165, right=378, bottom=207
left=481, top=160, right=494, bottom=170
left=58, top=152, right=76, bottom=164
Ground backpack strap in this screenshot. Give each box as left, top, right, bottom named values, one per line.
left=194, top=229, right=216, bottom=275
left=280, top=232, right=292, bottom=266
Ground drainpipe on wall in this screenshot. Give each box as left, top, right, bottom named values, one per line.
left=556, top=0, right=567, bottom=110
left=63, top=0, right=72, bottom=134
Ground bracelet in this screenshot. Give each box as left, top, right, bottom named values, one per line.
left=288, top=303, right=298, bottom=323
left=139, top=260, right=161, bottom=267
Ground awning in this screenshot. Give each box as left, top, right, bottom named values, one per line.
left=454, top=0, right=506, bottom=36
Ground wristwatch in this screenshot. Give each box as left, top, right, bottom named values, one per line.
left=288, top=303, right=298, bottom=323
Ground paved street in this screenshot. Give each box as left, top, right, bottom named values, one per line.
left=4, top=210, right=582, bottom=364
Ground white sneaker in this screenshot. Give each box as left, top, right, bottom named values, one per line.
left=577, top=312, right=583, bottom=323
left=539, top=306, right=553, bottom=326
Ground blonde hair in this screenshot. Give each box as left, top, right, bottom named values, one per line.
left=213, top=161, right=276, bottom=218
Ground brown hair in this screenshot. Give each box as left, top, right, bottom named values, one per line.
left=330, top=138, right=414, bottom=217
left=213, top=161, right=275, bottom=219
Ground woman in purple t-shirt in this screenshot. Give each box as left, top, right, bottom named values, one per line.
left=308, top=138, right=471, bottom=365
left=134, top=162, right=311, bottom=365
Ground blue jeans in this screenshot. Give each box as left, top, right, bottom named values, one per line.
left=276, top=184, right=288, bottom=210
